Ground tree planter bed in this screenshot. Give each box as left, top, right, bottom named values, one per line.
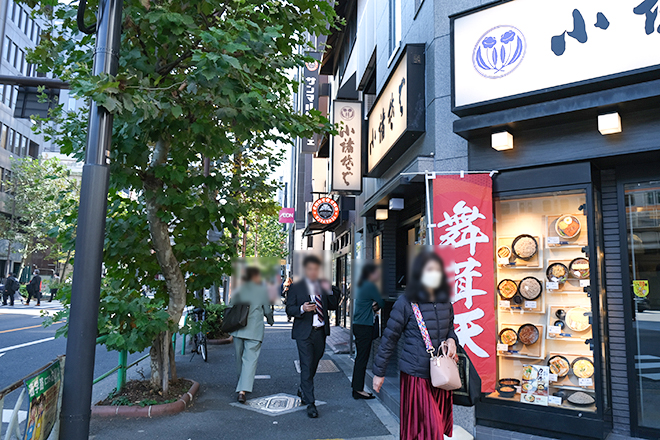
left=92, top=380, right=199, bottom=418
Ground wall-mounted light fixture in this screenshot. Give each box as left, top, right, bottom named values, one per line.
left=375, top=209, right=389, bottom=221
left=389, top=198, right=404, bottom=211
left=598, top=112, right=622, bottom=135
left=491, top=131, right=514, bottom=151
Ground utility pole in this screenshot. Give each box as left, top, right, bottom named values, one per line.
left=58, top=0, right=123, bottom=439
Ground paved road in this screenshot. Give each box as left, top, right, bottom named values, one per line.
left=1, top=301, right=150, bottom=429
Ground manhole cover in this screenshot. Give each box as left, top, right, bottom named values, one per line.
left=294, top=359, right=339, bottom=374
left=229, top=393, right=326, bottom=416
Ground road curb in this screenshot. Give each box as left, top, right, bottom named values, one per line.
left=207, top=336, right=233, bottom=345
left=91, top=379, right=199, bottom=418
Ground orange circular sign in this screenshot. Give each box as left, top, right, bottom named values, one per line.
left=312, top=197, right=339, bottom=224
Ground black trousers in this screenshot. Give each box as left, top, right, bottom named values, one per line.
left=352, top=324, right=374, bottom=393
left=27, top=290, right=40, bottom=303
left=48, top=288, right=58, bottom=302
left=296, top=327, right=326, bottom=405
left=2, top=290, right=14, bottom=306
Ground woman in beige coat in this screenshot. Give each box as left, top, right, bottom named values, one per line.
left=230, top=267, right=274, bottom=403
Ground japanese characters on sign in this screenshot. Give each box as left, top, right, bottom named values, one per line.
left=24, top=358, right=63, bottom=440
left=453, top=0, right=660, bottom=107
left=301, top=52, right=321, bottom=153
left=331, top=101, right=362, bottom=192
left=366, top=45, right=425, bottom=176
left=433, top=174, right=496, bottom=392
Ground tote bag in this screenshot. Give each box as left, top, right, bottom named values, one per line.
left=221, top=302, right=250, bottom=333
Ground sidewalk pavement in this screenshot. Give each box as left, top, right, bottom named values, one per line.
left=89, top=312, right=398, bottom=440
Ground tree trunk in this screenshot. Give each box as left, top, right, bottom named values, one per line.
left=143, top=139, right=187, bottom=391
left=60, top=249, right=73, bottom=280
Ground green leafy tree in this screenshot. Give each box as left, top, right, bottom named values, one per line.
left=0, top=157, right=77, bottom=278
left=28, top=0, right=336, bottom=391
left=245, top=210, right=288, bottom=259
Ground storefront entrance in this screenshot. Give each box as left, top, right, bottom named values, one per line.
left=622, top=180, right=660, bottom=437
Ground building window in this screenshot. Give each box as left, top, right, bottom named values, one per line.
left=29, top=141, right=39, bottom=158
left=388, top=0, right=401, bottom=59
left=11, top=2, right=19, bottom=23
left=4, top=37, right=12, bottom=62
left=0, top=125, right=7, bottom=150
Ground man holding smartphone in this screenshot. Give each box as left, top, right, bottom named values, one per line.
left=286, top=255, right=338, bottom=418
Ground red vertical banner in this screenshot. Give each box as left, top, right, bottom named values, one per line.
left=432, top=174, right=495, bottom=393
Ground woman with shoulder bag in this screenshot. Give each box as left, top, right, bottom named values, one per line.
left=230, top=267, right=274, bottom=404
left=372, top=251, right=458, bottom=440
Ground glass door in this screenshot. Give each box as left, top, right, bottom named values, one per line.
left=624, top=181, right=660, bottom=433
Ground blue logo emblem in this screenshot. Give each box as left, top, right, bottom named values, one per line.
left=472, top=25, right=526, bottom=79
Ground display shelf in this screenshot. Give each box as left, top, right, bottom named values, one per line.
left=497, top=323, right=545, bottom=359
left=497, top=278, right=546, bottom=313
left=499, top=303, right=546, bottom=314
left=487, top=392, right=596, bottom=413
left=545, top=352, right=596, bottom=391
left=546, top=305, right=593, bottom=341
left=497, top=236, right=543, bottom=268
left=545, top=214, right=588, bottom=248
left=545, top=259, right=589, bottom=294
left=548, top=398, right=596, bottom=412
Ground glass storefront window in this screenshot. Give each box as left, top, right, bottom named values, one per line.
left=490, top=190, right=597, bottom=412
left=625, top=181, right=660, bottom=431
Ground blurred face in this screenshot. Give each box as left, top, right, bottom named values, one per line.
left=420, top=259, right=443, bottom=290
left=304, top=262, right=321, bottom=281
left=251, top=273, right=262, bottom=284
left=369, top=268, right=381, bottom=283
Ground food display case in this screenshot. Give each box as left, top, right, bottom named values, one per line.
left=490, top=190, right=598, bottom=413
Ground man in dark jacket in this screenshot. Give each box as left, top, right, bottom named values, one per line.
left=26, top=269, right=42, bottom=306
left=2, top=273, right=19, bottom=306
left=286, top=255, right=338, bottom=418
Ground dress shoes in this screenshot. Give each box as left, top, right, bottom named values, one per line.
left=353, top=390, right=376, bottom=400
left=237, top=392, right=246, bottom=404
left=307, top=404, right=318, bottom=418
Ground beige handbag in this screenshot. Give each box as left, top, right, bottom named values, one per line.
left=412, top=303, right=462, bottom=390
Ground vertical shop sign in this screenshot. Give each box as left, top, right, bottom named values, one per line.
left=24, top=358, right=63, bottom=440
left=331, top=101, right=362, bottom=192
left=301, top=52, right=321, bottom=153
left=433, top=174, right=496, bottom=392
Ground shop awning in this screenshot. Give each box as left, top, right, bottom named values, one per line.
left=360, top=173, right=425, bottom=218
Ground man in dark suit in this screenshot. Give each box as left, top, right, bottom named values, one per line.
left=286, top=255, right=338, bottom=418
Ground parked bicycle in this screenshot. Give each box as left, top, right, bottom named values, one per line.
left=190, top=307, right=208, bottom=362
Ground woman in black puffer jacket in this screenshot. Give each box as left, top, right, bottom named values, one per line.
left=372, top=251, right=458, bottom=440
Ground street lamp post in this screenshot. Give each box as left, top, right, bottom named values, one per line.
left=58, top=0, right=123, bottom=439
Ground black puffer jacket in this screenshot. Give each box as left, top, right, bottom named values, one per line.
left=372, top=294, right=458, bottom=379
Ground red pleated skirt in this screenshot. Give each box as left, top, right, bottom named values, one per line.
left=400, top=371, right=453, bottom=440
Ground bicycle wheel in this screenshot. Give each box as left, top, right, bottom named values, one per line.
left=198, top=332, right=208, bottom=362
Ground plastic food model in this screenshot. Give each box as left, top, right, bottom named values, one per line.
left=556, top=215, right=581, bottom=238
left=566, top=307, right=591, bottom=332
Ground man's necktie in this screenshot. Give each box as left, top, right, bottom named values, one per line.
left=314, top=284, right=324, bottom=325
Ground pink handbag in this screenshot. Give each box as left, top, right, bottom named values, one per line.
left=411, top=303, right=462, bottom=390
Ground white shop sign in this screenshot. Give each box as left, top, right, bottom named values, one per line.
left=453, top=0, right=660, bottom=107
left=331, top=101, right=362, bottom=192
